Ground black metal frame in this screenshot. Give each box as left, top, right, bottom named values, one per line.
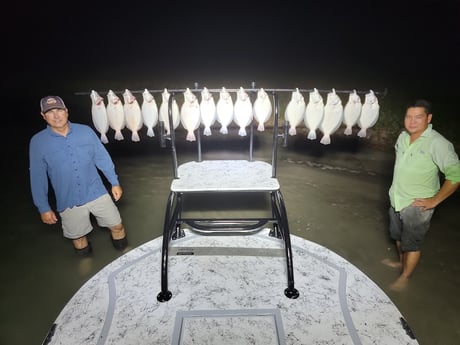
left=156, top=90, right=299, bottom=302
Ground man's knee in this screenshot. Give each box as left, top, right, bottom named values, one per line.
left=72, top=236, right=89, bottom=249
left=110, top=223, right=125, bottom=233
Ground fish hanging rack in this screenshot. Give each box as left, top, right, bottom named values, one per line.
left=76, top=83, right=387, bottom=97
left=77, top=82, right=387, bottom=172
left=154, top=84, right=384, bottom=176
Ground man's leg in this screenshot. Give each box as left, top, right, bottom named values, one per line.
left=60, top=206, right=93, bottom=255
left=72, top=236, right=89, bottom=249
left=382, top=240, right=403, bottom=269
left=72, top=235, right=92, bottom=256
left=89, top=194, right=127, bottom=250
left=402, top=250, right=421, bottom=278
left=110, top=223, right=128, bottom=250
left=390, top=250, right=421, bottom=291
left=110, top=223, right=126, bottom=240
left=381, top=207, right=404, bottom=269
left=389, top=206, right=433, bottom=291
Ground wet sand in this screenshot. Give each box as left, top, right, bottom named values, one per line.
left=1, top=128, right=459, bottom=345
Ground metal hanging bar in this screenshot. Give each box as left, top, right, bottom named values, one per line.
left=75, top=86, right=387, bottom=98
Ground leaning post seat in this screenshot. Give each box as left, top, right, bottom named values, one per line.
left=156, top=88, right=299, bottom=302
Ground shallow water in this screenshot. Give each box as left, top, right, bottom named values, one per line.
left=1, top=128, right=459, bottom=345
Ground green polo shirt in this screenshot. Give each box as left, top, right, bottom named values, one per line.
left=389, top=124, right=460, bottom=211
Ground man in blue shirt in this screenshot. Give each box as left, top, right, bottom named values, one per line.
left=29, top=96, right=128, bottom=255
left=383, top=99, right=460, bottom=291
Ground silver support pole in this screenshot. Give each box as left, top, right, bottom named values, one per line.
left=168, top=93, right=179, bottom=179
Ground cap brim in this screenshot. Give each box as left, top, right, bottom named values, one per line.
left=42, top=106, right=66, bottom=113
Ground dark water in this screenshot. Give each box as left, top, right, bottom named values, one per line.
left=1, top=125, right=459, bottom=345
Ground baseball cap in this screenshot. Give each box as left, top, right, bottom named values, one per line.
left=40, top=96, right=66, bottom=113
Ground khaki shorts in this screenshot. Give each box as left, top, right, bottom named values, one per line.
left=60, top=194, right=122, bottom=239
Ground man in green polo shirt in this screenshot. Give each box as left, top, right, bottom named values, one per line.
left=383, top=99, right=460, bottom=291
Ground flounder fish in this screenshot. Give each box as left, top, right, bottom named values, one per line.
left=320, top=88, right=343, bottom=145
left=200, top=87, right=216, bottom=136
left=141, top=88, right=158, bottom=137
left=159, top=88, right=180, bottom=135
left=180, top=88, right=201, bottom=141
left=253, top=88, right=272, bottom=131
left=123, top=89, right=143, bottom=142
left=357, top=90, right=379, bottom=138
left=216, top=87, right=234, bottom=134
left=343, top=90, right=362, bottom=135
left=106, top=90, right=125, bottom=141
left=304, top=88, right=324, bottom=140
left=90, top=90, right=109, bottom=144
left=233, top=87, right=253, bottom=136
left=285, top=88, right=306, bottom=136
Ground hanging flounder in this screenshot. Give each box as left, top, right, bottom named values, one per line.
left=180, top=88, right=201, bottom=141
left=253, top=88, right=272, bottom=131
left=122, top=89, right=143, bottom=142
left=141, top=88, right=158, bottom=137
left=285, top=88, right=306, bottom=136
left=357, top=90, right=380, bottom=138
left=304, top=88, right=324, bottom=140
left=320, top=88, right=343, bottom=145
left=106, top=90, right=125, bottom=141
left=200, top=87, right=216, bottom=136
left=343, top=90, right=362, bottom=135
left=233, top=87, right=253, bottom=136
left=90, top=90, right=109, bottom=144
left=216, top=87, right=234, bottom=134
left=159, top=88, right=180, bottom=135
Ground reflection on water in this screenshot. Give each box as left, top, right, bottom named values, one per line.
left=78, top=257, right=94, bottom=277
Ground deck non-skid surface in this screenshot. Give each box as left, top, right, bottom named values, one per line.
left=171, top=160, right=280, bottom=192
left=48, top=229, right=418, bottom=345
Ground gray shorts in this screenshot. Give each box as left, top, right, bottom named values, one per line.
left=388, top=205, right=434, bottom=252
left=59, top=194, right=122, bottom=239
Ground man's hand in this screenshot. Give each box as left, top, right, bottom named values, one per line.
left=412, top=198, right=437, bottom=211
left=40, top=210, right=58, bottom=224
left=413, top=180, right=460, bottom=211
left=112, top=185, right=123, bottom=201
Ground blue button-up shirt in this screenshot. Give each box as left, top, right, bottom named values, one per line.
left=29, top=122, right=119, bottom=213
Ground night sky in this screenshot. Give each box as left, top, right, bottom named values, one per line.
left=3, top=0, right=459, bottom=132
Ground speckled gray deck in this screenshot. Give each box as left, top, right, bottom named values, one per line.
left=48, top=229, right=418, bottom=345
